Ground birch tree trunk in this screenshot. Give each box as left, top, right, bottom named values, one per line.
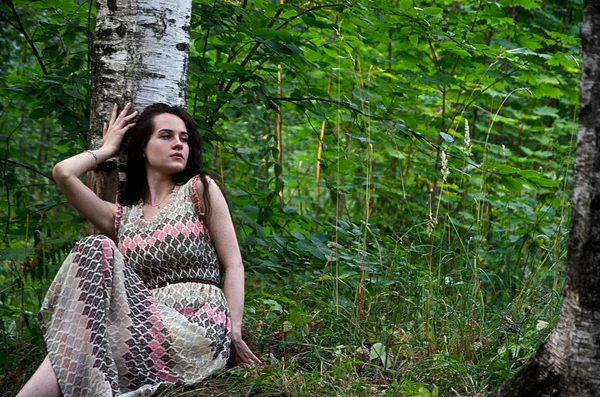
left=492, top=1, right=600, bottom=395
left=87, top=0, right=191, bottom=210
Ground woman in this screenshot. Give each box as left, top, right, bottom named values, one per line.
left=18, top=103, right=260, bottom=396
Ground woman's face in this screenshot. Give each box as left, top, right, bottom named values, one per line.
left=144, top=113, right=190, bottom=176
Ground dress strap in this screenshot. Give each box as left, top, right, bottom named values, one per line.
left=191, top=174, right=205, bottom=217
left=115, top=203, right=123, bottom=237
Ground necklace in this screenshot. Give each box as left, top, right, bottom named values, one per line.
left=145, top=186, right=174, bottom=209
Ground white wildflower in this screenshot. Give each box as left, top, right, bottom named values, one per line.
left=441, top=150, right=449, bottom=183
left=427, top=210, right=438, bottom=236
left=464, top=118, right=471, bottom=155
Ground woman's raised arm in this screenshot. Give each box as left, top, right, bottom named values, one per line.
left=53, top=103, right=137, bottom=239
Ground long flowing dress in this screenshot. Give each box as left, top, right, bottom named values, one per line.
left=38, top=175, right=231, bottom=396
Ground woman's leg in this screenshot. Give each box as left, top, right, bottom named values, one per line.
left=16, top=355, right=61, bottom=397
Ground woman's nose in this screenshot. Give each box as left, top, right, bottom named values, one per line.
left=172, top=138, right=183, bottom=148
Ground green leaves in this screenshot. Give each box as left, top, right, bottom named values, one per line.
left=369, top=342, right=394, bottom=368
left=509, top=0, right=543, bottom=10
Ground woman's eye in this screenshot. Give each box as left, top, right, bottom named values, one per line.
left=181, top=137, right=189, bottom=143
left=161, top=135, right=171, bottom=139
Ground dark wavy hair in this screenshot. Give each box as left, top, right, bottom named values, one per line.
left=121, top=103, right=212, bottom=219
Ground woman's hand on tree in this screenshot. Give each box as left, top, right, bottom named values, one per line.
left=230, top=337, right=261, bottom=368
left=102, top=103, right=137, bottom=155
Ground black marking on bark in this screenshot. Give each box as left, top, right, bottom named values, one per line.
left=96, top=28, right=112, bottom=40
left=592, top=194, right=600, bottom=211
left=588, top=194, right=600, bottom=252
left=100, top=69, right=117, bottom=78
left=141, top=71, right=166, bottom=79
left=116, top=24, right=126, bottom=38
left=97, top=44, right=117, bottom=56
left=579, top=192, right=600, bottom=304
left=182, top=25, right=190, bottom=33
left=107, top=0, right=117, bottom=12
left=140, top=21, right=166, bottom=36
left=168, top=19, right=176, bottom=24
left=176, top=43, right=189, bottom=51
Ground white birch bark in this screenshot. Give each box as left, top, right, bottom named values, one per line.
left=492, top=1, right=600, bottom=395
left=87, top=0, right=191, bottom=203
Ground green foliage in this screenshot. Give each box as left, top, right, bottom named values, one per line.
left=0, top=0, right=580, bottom=395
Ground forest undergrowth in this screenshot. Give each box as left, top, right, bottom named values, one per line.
left=1, top=133, right=570, bottom=395
left=0, top=215, right=567, bottom=396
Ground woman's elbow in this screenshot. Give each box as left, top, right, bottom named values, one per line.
left=224, top=260, right=245, bottom=274
left=52, top=161, right=69, bottom=182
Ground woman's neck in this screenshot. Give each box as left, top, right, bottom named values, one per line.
left=144, top=171, right=174, bottom=204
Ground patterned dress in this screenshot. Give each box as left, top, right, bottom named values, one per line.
left=38, top=175, right=231, bottom=396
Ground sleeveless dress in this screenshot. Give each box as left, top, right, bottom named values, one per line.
left=38, top=175, right=231, bottom=396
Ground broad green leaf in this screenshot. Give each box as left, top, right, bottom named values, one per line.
left=387, top=148, right=407, bottom=159
left=0, top=248, right=35, bottom=262
left=502, top=176, right=524, bottom=192
left=510, top=0, right=542, bottom=10
left=302, top=15, right=334, bottom=29
left=506, top=48, right=539, bottom=56
left=264, top=40, right=293, bottom=55
left=532, top=83, right=562, bottom=99
left=276, top=31, right=292, bottom=43
left=64, top=90, right=85, bottom=100
left=420, top=72, right=456, bottom=88
left=439, top=132, right=454, bottom=144
left=369, top=342, right=393, bottom=368
left=526, top=176, right=560, bottom=187
left=399, top=0, right=412, bottom=12
left=534, top=106, right=560, bottom=118
left=253, top=28, right=276, bottom=40
left=495, top=165, right=520, bottom=175
left=409, top=34, right=419, bottom=46
left=422, top=7, right=443, bottom=16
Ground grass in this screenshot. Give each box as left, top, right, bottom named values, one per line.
left=1, top=256, right=562, bottom=396
left=0, top=188, right=567, bottom=397
left=156, top=260, right=561, bottom=397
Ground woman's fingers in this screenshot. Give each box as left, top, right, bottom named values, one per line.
left=247, top=352, right=261, bottom=365
left=106, top=103, right=137, bottom=132
left=116, top=102, right=132, bottom=122
left=102, top=103, right=137, bottom=151
left=109, top=103, right=118, bottom=124
left=123, top=110, right=138, bottom=122
left=232, top=340, right=262, bottom=367
left=251, top=353, right=262, bottom=364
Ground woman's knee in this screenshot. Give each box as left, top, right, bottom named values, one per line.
left=70, top=235, right=118, bottom=269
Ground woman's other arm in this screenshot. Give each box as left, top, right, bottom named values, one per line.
left=53, top=103, right=136, bottom=239
left=199, top=178, right=261, bottom=367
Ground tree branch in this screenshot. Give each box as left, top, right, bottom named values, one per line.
left=8, top=0, right=48, bottom=75
left=4, top=159, right=54, bottom=182
left=274, top=4, right=342, bottom=31
left=266, top=96, right=370, bottom=117
left=215, top=6, right=285, bottom=113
